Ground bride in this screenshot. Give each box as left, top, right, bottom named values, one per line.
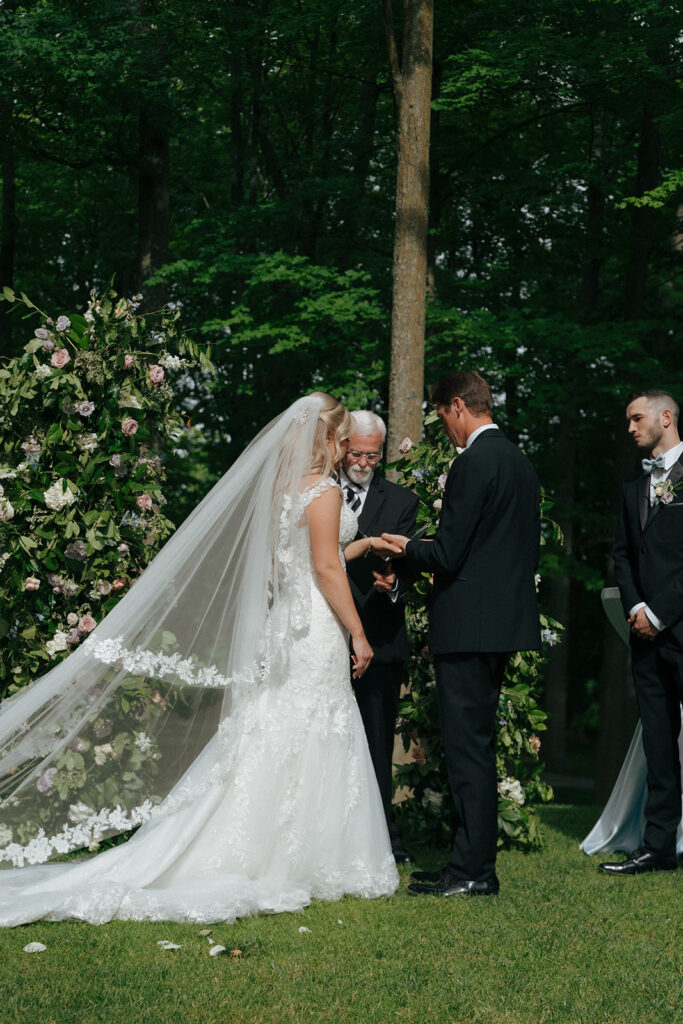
left=0, top=393, right=400, bottom=924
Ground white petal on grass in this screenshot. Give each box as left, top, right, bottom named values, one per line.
left=209, top=945, right=226, bottom=957
left=199, top=928, right=212, bottom=936
left=298, top=926, right=311, bottom=934
left=157, top=940, right=182, bottom=950
left=23, top=942, right=47, bottom=953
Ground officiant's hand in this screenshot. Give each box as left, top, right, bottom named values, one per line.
left=629, top=606, right=659, bottom=640
left=351, top=632, right=373, bottom=679
left=372, top=566, right=396, bottom=592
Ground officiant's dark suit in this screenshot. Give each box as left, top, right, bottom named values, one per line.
left=345, top=470, right=418, bottom=857
left=403, top=387, right=540, bottom=889
left=612, top=446, right=683, bottom=865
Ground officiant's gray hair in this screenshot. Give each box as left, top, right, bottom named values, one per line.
left=350, top=410, right=386, bottom=442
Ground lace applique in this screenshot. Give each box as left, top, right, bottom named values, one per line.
left=85, top=636, right=231, bottom=688
left=0, top=800, right=155, bottom=867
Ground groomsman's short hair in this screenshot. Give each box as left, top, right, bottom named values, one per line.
left=629, top=389, right=679, bottom=425
left=349, top=410, right=386, bottom=442
left=432, top=371, right=493, bottom=416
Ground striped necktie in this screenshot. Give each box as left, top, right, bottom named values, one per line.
left=345, top=484, right=361, bottom=513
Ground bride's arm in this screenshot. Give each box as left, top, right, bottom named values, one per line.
left=344, top=535, right=404, bottom=561
left=308, top=485, right=373, bottom=678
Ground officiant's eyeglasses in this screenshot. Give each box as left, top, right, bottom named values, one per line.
left=347, top=450, right=381, bottom=463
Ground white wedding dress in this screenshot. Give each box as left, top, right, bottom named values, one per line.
left=0, top=480, right=398, bottom=925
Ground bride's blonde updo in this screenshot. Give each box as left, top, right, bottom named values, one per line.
left=309, top=392, right=352, bottom=477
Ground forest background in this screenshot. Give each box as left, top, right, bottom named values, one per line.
left=0, top=0, right=682, bottom=799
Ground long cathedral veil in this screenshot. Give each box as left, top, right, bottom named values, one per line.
left=0, top=394, right=326, bottom=866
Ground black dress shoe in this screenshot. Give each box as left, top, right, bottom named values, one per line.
left=408, top=873, right=499, bottom=897
left=598, top=847, right=678, bottom=875
left=410, top=865, right=449, bottom=884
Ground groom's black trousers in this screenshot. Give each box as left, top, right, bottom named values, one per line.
left=631, top=637, right=683, bottom=860
left=434, top=651, right=508, bottom=882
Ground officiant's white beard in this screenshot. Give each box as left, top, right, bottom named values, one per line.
left=346, top=463, right=374, bottom=486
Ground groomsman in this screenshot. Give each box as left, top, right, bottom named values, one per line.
left=382, top=371, right=541, bottom=896
left=342, top=411, right=419, bottom=865
left=601, top=389, right=683, bottom=875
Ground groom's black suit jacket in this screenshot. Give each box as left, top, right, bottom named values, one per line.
left=404, top=430, right=541, bottom=654
left=613, top=454, right=683, bottom=647
left=345, top=473, right=419, bottom=664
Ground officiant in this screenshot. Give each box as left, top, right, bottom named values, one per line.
left=341, top=411, right=419, bottom=865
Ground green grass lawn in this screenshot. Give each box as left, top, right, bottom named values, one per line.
left=1, top=804, right=680, bottom=1024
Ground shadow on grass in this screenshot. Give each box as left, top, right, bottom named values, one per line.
left=539, top=802, right=602, bottom=842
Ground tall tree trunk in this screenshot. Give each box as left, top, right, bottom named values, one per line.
left=136, top=103, right=170, bottom=310
left=383, top=0, right=433, bottom=465
left=0, top=107, right=16, bottom=356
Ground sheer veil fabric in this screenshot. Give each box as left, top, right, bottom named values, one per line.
left=0, top=394, right=398, bottom=923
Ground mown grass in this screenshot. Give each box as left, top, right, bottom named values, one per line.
left=1, top=805, right=680, bottom=1024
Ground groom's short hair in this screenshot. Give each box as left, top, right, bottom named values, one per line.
left=432, top=371, right=492, bottom=416
left=629, top=389, right=679, bottom=425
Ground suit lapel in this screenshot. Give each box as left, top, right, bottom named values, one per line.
left=358, top=475, right=386, bottom=535
left=637, top=474, right=649, bottom=531
left=644, top=454, right=683, bottom=529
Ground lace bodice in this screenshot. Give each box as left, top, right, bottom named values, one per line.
left=299, top=477, right=358, bottom=555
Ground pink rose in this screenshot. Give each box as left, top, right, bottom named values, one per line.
left=24, top=576, right=40, bottom=591
left=412, top=746, right=426, bottom=765
left=77, top=614, right=97, bottom=634
left=433, top=498, right=443, bottom=511
left=136, top=493, right=153, bottom=512
left=123, top=354, right=135, bottom=370
left=398, top=437, right=413, bottom=455
left=121, top=418, right=138, bottom=437
left=111, top=577, right=126, bottom=590
left=148, top=364, right=165, bottom=386
left=50, top=348, right=71, bottom=369
left=117, top=543, right=129, bottom=555
left=438, top=473, right=448, bottom=491
left=661, top=491, right=674, bottom=505
left=529, top=734, right=541, bottom=754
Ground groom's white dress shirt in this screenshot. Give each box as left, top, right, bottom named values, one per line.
left=630, top=439, right=683, bottom=631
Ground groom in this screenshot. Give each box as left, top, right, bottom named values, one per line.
left=383, top=371, right=541, bottom=896
left=601, top=389, right=683, bottom=875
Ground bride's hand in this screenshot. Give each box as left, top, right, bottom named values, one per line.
left=351, top=632, right=373, bottom=679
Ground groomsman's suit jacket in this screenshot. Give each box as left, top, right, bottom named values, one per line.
left=345, top=474, right=419, bottom=663
left=404, top=430, right=541, bottom=654
left=613, top=454, right=683, bottom=646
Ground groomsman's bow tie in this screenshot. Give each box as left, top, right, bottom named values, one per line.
left=642, top=454, right=666, bottom=473
left=345, top=484, right=361, bottom=513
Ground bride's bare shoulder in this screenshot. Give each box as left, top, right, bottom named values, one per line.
left=301, top=474, right=341, bottom=506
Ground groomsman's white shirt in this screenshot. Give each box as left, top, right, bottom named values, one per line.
left=630, top=439, right=683, bottom=631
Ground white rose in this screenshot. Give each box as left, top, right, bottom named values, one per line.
left=46, top=630, right=69, bottom=657
left=44, top=479, right=76, bottom=511
left=498, top=776, right=525, bottom=806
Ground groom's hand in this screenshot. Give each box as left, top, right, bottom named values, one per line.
left=380, top=532, right=408, bottom=555
left=629, top=607, right=659, bottom=640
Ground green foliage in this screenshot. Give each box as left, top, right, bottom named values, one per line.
left=0, top=288, right=207, bottom=698
left=390, top=413, right=558, bottom=850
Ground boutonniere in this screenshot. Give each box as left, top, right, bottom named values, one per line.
left=653, top=478, right=682, bottom=505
